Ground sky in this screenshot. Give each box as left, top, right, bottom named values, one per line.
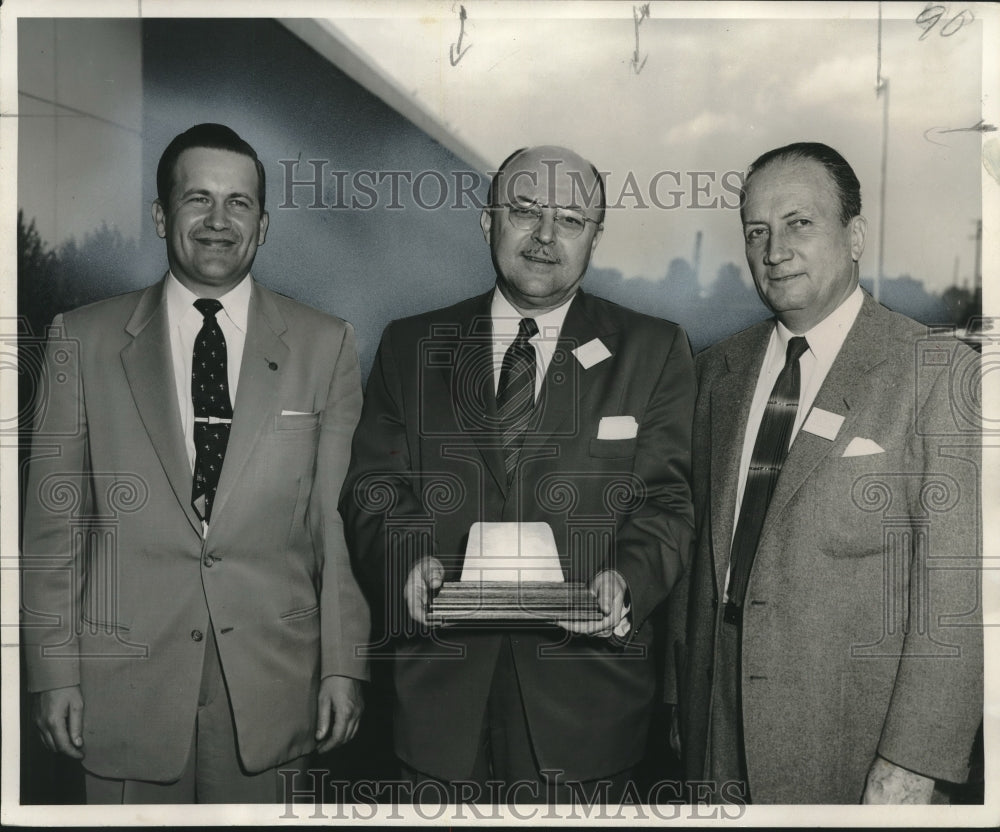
left=332, top=1, right=990, bottom=292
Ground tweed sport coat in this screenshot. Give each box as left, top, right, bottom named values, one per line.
left=669, top=292, right=982, bottom=803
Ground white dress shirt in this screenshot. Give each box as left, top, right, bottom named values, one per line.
left=490, top=288, right=574, bottom=399
left=725, top=286, right=864, bottom=596
left=164, top=272, right=252, bottom=473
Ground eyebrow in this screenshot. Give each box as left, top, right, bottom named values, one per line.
left=742, top=207, right=809, bottom=225
left=511, top=194, right=586, bottom=212
left=180, top=187, right=255, bottom=202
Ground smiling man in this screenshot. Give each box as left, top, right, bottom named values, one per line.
left=341, top=146, right=696, bottom=802
left=668, top=142, right=982, bottom=804
left=21, top=123, right=370, bottom=803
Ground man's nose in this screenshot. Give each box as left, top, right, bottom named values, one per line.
left=763, top=229, right=791, bottom=265
left=203, top=203, right=231, bottom=230
left=532, top=209, right=556, bottom=244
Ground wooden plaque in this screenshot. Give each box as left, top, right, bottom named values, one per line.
left=425, top=580, right=603, bottom=625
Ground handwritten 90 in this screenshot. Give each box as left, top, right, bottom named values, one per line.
left=915, top=4, right=975, bottom=40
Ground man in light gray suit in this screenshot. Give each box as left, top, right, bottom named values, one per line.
left=22, top=123, right=369, bottom=803
left=669, top=142, right=982, bottom=804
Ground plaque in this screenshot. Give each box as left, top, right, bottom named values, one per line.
left=425, top=580, right=604, bottom=625
left=424, top=522, right=604, bottom=625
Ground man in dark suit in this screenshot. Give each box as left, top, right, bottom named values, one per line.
left=341, top=145, right=696, bottom=802
left=669, top=142, right=982, bottom=803
left=21, top=123, right=370, bottom=803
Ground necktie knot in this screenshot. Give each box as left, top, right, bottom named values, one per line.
left=194, top=298, right=224, bottom=320
left=518, top=317, right=539, bottom=340
left=786, top=335, right=809, bottom=365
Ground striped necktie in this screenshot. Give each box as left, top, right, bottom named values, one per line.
left=496, top=317, right=539, bottom=481
left=725, top=335, right=809, bottom=622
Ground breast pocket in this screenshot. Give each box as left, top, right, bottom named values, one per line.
left=275, top=411, right=321, bottom=431
left=813, top=452, right=897, bottom=558
left=589, top=437, right=637, bottom=459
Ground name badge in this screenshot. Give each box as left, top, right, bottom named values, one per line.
left=802, top=407, right=844, bottom=441
left=572, top=338, right=611, bottom=369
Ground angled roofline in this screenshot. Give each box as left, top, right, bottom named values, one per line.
left=279, top=18, right=493, bottom=175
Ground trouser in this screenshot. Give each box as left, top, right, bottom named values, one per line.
left=402, top=635, right=634, bottom=805
left=85, top=625, right=308, bottom=804
left=706, top=614, right=750, bottom=804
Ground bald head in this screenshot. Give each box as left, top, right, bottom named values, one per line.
left=489, top=145, right=606, bottom=223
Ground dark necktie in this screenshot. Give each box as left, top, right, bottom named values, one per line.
left=191, top=298, right=234, bottom=524
left=496, top=317, right=539, bottom=481
left=726, top=335, right=809, bottom=622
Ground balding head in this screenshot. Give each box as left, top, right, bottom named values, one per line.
left=481, top=145, right=605, bottom=314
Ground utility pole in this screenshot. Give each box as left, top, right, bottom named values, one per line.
left=874, top=3, right=888, bottom=303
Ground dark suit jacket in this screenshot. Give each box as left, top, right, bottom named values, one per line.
left=669, top=293, right=982, bottom=803
left=340, top=288, right=696, bottom=782
left=21, top=277, right=370, bottom=781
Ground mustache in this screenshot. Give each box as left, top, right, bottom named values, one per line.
left=521, top=246, right=559, bottom=263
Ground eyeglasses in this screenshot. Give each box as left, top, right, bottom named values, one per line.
left=499, top=203, right=601, bottom=239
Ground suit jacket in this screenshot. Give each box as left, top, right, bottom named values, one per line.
left=340, top=288, right=696, bottom=782
left=670, top=293, right=982, bottom=803
left=21, top=277, right=370, bottom=781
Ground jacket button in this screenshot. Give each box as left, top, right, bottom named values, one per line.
left=203, top=555, right=215, bottom=567
left=191, top=629, right=203, bottom=642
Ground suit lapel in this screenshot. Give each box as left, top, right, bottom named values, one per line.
left=758, top=296, right=889, bottom=545
left=533, top=291, right=617, bottom=444
left=210, top=281, right=289, bottom=524
left=452, top=290, right=615, bottom=495
left=710, top=323, right=772, bottom=589
left=120, top=278, right=203, bottom=536
left=449, top=293, right=509, bottom=495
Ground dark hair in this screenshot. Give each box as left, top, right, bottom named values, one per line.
left=741, top=142, right=861, bottom=224
left=156, top=123, right=266, bottom=210
left=487, top=146, right=606, bottom=224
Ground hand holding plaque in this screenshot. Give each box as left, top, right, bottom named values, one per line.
left=424, top=522, right=604, bottom=626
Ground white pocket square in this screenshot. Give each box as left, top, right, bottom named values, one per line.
left=597, top=415, right=638, bottom=440
left=281, top=409, right=314, bottom=416
left=842, top=437, right=885, bottom=457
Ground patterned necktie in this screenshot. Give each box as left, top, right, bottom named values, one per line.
left=726, top=336, right=809, bottom=621
left=496, top=317, right=539, bottom=481
left=191, top=298, right=234, bottom=524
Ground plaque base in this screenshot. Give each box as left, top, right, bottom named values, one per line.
left=425, top=581, right=603, bottom=625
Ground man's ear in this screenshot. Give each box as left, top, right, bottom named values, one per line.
left=589, top=224, right=604, bottom=256
left=849, top=214, right=867, bottom=262
left=479, top=208, right=492, bottom=244
left=257, top=211, right=269, bottom=245
left=152, top=200, right=167, bottom=239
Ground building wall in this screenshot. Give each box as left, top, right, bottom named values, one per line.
left=140, top=18, right=495, bottom=376
left=17, top=18, right=143, bottom=250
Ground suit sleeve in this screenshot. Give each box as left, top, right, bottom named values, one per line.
left=876, top=342, right=982, bottom=783
left=339, top=323, right=433, bottom=637
left=613, top=324, right=697, bottom=633
left=312, top=321, right=371, bottom=681
left=21, top=314, right=91, bottom=693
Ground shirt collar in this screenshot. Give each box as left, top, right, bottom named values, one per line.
left=774, top=285, right=864, bottom=363
left=490, top=287, right=576, bottom=342
left=165, top=271, right=253, bottom=333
